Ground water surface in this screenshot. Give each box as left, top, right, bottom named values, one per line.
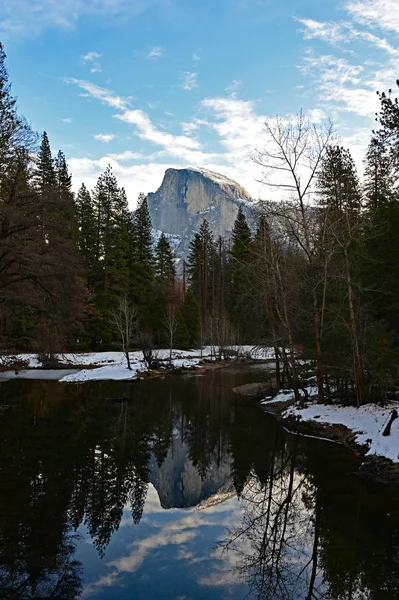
left=1, top=366, right=399, bottom=599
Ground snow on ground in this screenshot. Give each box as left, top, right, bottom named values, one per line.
left=284, top=399, right=399, bottom=464
left=0, top=346, right=274, bottom=384
left=261, top=386, right=318, bottom=405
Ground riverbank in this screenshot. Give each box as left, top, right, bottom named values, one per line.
left=0, top=346, right=274, bottom=383
left=260, top=389, right=399, bottom=484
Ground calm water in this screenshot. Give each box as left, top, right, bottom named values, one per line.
left=1, top=366, right=399, bottom=600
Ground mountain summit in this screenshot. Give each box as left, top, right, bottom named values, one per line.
left=147, top=167, right=255, bottom=257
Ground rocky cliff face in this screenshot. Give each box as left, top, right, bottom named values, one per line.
left=148, top=168, right=256, bottom=257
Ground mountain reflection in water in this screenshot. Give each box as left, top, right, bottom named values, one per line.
left=1, top=369, right=399, bottom=599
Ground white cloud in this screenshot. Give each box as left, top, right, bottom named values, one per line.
left=225, top=79, right=242, bottom=96
left=64, top=78, right=130, bottom=110
left=193, top=49, right=201, bottom=61
left=297, top=17, right=399, bottom=55
left=201, top=97, right=265, bottom=155
left=81, top=51, right=102, bottom=73
left=107, top=150, right=146, bottom=160
left=179, top=72, right=198, bottom=91
left=298, top=48, right=398, bottom=119
left=0, top=0, right=156, bottom=39
left=180, top=121, right=200, bottom=135
left=346, top=0, right=399, bottom=34
left=82, top=51, right=101, bottom=62
left=146, top=46, right=163, bottom=59
left=294, top=3, right=399, bottom=190
left=115, top=109, right=202, bottom=152
left=297, top=18, right=347, bottom=45
left=68, top=158, right=171, bottom=207
left=62, top=117, right=73, bottom=123
left=93, top=133, right=117, bottom=143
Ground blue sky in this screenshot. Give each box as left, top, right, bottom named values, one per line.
left=2, top=0, right=398, bottom=207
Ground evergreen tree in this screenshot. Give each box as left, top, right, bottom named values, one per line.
left=91, top=166, right=131, bottom=345
left=363, top=137, right=395, bottom=210
left=230, top=207, right=253, bottom=337
left=362, top=136, right=399, bottom=341
left=175, top=309, right=189, bottom=348
left=95, top=166, right=130, bottom=296
left=75, top=184, right=96, bottom=277
left=211, top=235, right=230, bottom=319
left=375, top=81, right=399, bottom=156
left=0, top=42, right=33, bottom=173
left=250, top=214, right=274, bottom=344
left=55, top=150, right=72, bottom=194
left=155, top=233, right=175, bottom=284
left=129, top=193, right=155, bottom=328
left=181, top=289, right=201, bottom=347
left=187, top=219, right=214, bottom=324
left=34, top=131, right=57, bottom=194
left=317, top=145, right=362, bottom=214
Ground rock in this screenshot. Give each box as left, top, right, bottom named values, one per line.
left=233, top=382, right=276, bottom=402
left=147, top=167, right=257, bottom=261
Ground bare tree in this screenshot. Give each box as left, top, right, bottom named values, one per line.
left=164, top=307, right=178, bottom=363
left=111, top=296, right=136, bottom=370
left=255, top=112, right=334, bottom=403
left=136, top=330, right=159, bottom=370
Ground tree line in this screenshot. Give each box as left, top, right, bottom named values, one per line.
left=2, top=39, right=399, bottom=404
left=0, top=43, right=196, bottom=360
left=184, top=95, right=399, bottom=406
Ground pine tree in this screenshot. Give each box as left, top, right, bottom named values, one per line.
left=0, top=42, right=32, bottom=173
left=175, top=309, right=189, bottom=348
left=95, top=166, right=130, bottom=296
left=363, top=137, right=395, bottom=210
left=362, top=136, right=399, bottom=341
left=55, top=150, right=72, bottom=194
left=181, top=289, right=201, bottom=347
left=0, top=46, right=36, bottom=349
left=155, top=233, right=175, bottom=284
left=90, top=166, right=131, bottom=345
left=316, top=145, right=370, bottom=404
left=75, top=184, right=96, bottom=275
left=250, top=214, right=273, bottom=343
left=375, top=81, right=399, bottom=155
left=317, top=145, right=362, bottom=214
left=186, top=219, right=214, bottom=324
left=129, top=193, right=154, bottom=328
left=230, top=206, right=253, bottom=337
left=34, top=131, right=57, bottom=194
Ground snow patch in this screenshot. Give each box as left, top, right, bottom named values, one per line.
left=285, top=400, right=399, bottom=464
left=0, top=346, right=274, bottom=384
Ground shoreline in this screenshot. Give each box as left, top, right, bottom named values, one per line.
left=259, top=396, right=399, bottom=485
left=0, top=347, right=274, bottom=383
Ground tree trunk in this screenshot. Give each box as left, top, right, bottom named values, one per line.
left=344, top=248, right=365, bottom=406
left=312, top=286, right=324, bottom=403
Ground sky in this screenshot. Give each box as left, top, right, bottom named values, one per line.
left=1, top=0, right=398, bottom=208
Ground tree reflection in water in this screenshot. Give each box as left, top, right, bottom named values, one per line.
left=219, top=437, right=325, bottom=600
left=218, top=425, right=399, bottom=600
left=2, top=375, right=399, bottom=599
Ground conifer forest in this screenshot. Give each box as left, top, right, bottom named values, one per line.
left=1, top=40, right=399, bottom=408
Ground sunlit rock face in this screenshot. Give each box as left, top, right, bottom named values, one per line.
left=147, top=168, right=256, bottom=258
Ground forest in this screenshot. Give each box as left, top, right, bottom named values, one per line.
left=1, top=40, right=399, bottom=407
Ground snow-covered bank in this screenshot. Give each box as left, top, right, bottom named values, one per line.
left=0, top=346, right=274, bottom=383
left=284, top=401, right=399, bottom=464
left=261, top=387, right=399, bottom=467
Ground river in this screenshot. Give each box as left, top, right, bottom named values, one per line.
left=1, top=365, right=399, bottom=599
